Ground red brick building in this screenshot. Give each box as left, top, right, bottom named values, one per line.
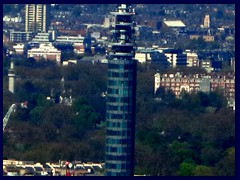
left=154, top=72, right=235, bottom=102
left=27, top=43, right=61, bottom=65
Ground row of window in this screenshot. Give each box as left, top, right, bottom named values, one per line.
left=106, top=104, right=132, bottom=111
left=106, top=129, right=131, bottom=136
left=164, top=87, right=200, bottom=92
left=161, top=78, right=201, bottom=83
left=108, top=88, right=131, bottom=95
left=106, top=146, right=132, bottom=153
left=111, top=49, right=134, bottom=54
left=106, top=113, right=131, bottom=120
left=109, top=63, right=134, bottom=70
left=108, top=54, right=133, bottom=60
left=105, top=155, right=131, bottom=162
left=105, top=162, right=131, bottom=171
left=116, top=15, right=132, bottom=23
left=106, top=138, right=132, bottom=145
left=106, top=120, right=132, bottom=128
left=107, top=113, right=128, bottom=120
left=108, top=66, right=134, bottom=72
left=106, top=171, right=131, bottom=176
left=161, top=78, right=235, bottom=84
left=115, top=24, right=132, bottom=32
left=161, top=82, right=199, bottom=86
left=108, top=80, right=133, bottom=87
left=107, top=96, right=132, bottom=103
left=108, top=71, right=131, bottom=78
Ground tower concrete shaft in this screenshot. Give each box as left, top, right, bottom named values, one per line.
left=105, top=4, right=137, bottom=176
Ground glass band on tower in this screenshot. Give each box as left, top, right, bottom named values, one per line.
left=105, top=4, right=137, bottom=176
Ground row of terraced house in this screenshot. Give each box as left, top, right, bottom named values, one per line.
left=154, top=72, right=235, bottom=110
left=3, top=159, right=104, bottom=176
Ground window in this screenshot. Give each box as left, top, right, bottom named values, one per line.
left=120, top=106, right=130, bottom=111
left=110, top=163, right=116, bottom=169
left=110, top=147, right=117, bottom=152
left=111, top=114, right=123, bottom=119
left=108, top=88, right=119, bottom=94
left=107, top=105, right=118, bottom=111
left=108, top=80, right=133, bottom=87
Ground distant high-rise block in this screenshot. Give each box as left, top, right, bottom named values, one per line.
left=25, top=4, right=50, bottom=33
left=105, top=4, right=137, bottom=176
left=83, top=32, right=93, bottom=56
left=203, top=14, right=210, bottom=28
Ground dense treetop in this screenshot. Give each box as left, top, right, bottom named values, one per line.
left=3, top=57, right=235, bottom=175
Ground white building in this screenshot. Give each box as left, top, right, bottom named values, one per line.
left=91, top=32, right=101, bottom=40
left=56, top=35, right=84, bottom=44
left=163, top=20, right=186, bottom=28
left=203, top=14, right=210, bottom=28
left=31, top=32, right=50, bottom=43
left=103, top=16, right=112, bottom=28
left=135, top=52, right=147, bottom=63
left=10, top=31, right=33, bottom=42
left=13, top=43, right=25, bottom=54
left=154, top=73, right=161, bottom=94
left=8, top=61, right=15, bottom=94
left=3, top=14, right=22, bottom=23
left=73, top=43, right=85, bottom=54
left=200, top=60, right=213, bottom=73
left=134, top=47, right=157, bottom=63
left=27, top=43, right=61, bottom=65
left=165, top=52, right=177, bottom=67
left=62, top=59, right=78, bottom=66
left=186, top=51, right=199, bottom=67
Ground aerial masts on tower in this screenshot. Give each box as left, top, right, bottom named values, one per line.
left=108, top=4, right=135, bottom=60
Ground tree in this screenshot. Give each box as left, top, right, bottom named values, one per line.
left=201, top=108, right=235, bottom=150
left=186, top=38, right=207, bottom=50
left=29, top=106, right=45, bottom=126
left=209, top=90, right=227, bottom=108
left=87, top=129, right=105, bottom=162
left=42, top=104, right=74, bottom=138
left=72, top=97, right=101, bottom=136
left=155, top=86, right=165, bottom=99
left=170, top=141, right=196, bottom=164
left=200, top=146, right=222, bottom=166
left=137, top=69, right=156, bottom=102
left=3, top=4, right=24, bottom=16
left=216, top=10, right=224, bottom=19
left=71, top=5, right=82, bottom=17
left=177, top=162, right=196, bottom=176
left=208, top=42, right=220, bottom=50
left=198, top=91, right=210, bottom=107
left=216, top=147, right=235, bottom=176
left=193, top=165, right=215, bottom=176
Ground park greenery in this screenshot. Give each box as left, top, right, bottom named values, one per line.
left=3, top=57, right=235, bottom=176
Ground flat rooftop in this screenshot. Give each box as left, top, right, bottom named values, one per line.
left=163, top=20, right=186, bottom=27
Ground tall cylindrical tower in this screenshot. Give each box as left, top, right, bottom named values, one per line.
left=8, top=60, right=15, bottom=94
left=105, top=4, right=137, bottom=176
